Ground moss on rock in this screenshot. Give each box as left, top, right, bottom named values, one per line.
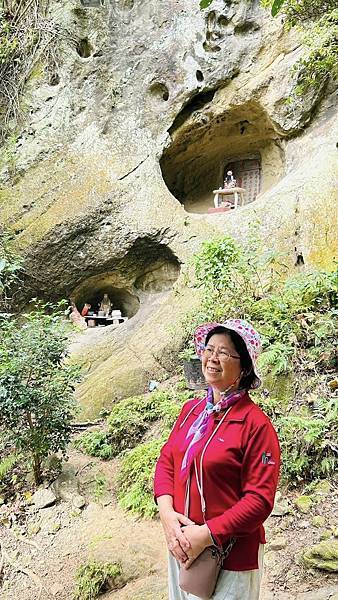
left=302, top=540, right=338, bottom=572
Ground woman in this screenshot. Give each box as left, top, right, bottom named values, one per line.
left=154, top=319, right=280, bottom=600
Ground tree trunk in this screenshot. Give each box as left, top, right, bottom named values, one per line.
left=32, top=452, right=42, bottom=485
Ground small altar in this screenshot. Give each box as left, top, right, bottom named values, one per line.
left=211, top=186, right=246, bottom=210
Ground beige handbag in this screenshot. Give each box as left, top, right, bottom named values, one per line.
left=179, top=409, right=236, bottom=599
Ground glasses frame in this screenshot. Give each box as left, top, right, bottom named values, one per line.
left=202, top=346, right=241, bottom=361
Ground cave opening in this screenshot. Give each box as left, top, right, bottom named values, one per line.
left=70, top=238, right=181, bottom=327
left=160, top=101, right=285, bottom=214
left=75, top=285, right=139, bottom=319
left=77, top=38, right=93, bottom=58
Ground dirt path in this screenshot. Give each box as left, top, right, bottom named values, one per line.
left=1, top=450, right=337, bottom=600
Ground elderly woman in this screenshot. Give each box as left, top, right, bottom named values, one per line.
left=154, top=319, right=280, bottom=600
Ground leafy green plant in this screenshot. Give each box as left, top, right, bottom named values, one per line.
left=176, top=233, right=337, bottom=484
left=0, top=302, right=81, bottom=484
left=106, top=389, right=191, bottom=456
left=0, top=453, right=19, bottom=482
left=73, top=560, right=124, bottom=600
left=74, top=431, right=113, bottom=460
left=117, top=436, right=166, bottom=517
left=261, top=0, right=337, bottom=98
left=0, top=228, right=24, bottom=314
left=277, top=411, right=337, bottom=482
left=93, top=472, right=107, bottom=502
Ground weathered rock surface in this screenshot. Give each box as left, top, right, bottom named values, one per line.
left=51, top=464, right=80, bottom=502
left=302, top=540, right=338, bottom=572
left=32, top=488, right=57, bottom=510
left=0, top=0, right=337, bottom=415
left=272, top=491, right=291, bottom=516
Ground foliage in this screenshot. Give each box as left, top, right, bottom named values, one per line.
left=292, top=10, right=338, bottom=97
left=0, top=2, right=61, bottom=140
left=117, top=436, right=167, bottom=517
left=73, top=560, right=123, bottom=600
left=178, top=233, right=337, bottom=483
left=0, top=228, right=24, bottom=314
left=0, top=302, right=81, bottom=484
left=257, top=392, right=337, bottom=482
left=74, top=431, right=113, bottom=460
left=93, top=472, right=108, bottom=502
left=201, top=0, right=337, bottom=98
left=261, top=0, right=337, bottom=97
left=0, top=452, right=19, bottom=482
left=106, top=389, right=192, bottom=457
left=261, top=0, right=336, bottom=23
left=199, top=0, right=214, bottom=8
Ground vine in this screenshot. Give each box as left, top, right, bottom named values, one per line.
left=0, top=0, right=61, bottom=140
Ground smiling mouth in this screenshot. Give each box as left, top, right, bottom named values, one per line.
left=207, top=366, right=221, bottom=373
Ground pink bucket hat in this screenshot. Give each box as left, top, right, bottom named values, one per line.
left=194, top=318, right=262, bottom=389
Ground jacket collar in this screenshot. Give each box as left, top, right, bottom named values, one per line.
left=192, top=392, right=254, bottom=422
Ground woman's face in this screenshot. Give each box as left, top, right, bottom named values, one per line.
left=201, top=333, right=242, bottom=392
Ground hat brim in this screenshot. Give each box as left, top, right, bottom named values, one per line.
left=194, top=321, right=261, bottom=389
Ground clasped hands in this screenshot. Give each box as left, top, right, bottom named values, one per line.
left=160, top=509, right=213, bottom=569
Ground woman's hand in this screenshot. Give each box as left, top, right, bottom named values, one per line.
left=181, top=524, right=214, bottom=569
left=159, top=508, right=195, bottom=563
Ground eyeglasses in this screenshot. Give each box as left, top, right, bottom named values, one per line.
left=203, top=346, right=240, bottom=361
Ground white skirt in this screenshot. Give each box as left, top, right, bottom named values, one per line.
left=168, top=544, right=264, bottom=600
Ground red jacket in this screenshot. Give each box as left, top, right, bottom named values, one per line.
left=154, top=393, right=280, bottom=570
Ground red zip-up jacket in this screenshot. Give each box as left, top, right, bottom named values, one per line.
left=154, top=393, right=280, bottom=571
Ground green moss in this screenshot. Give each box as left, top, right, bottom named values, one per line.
left=302, top=540, right=338, bottom=572
left=312, top=515, right=326, bottom=528
left=73, top=560, right=125, bottom=600
left=295, top=495, right=313, bottom=513
left=27, top=61, right=44, bottom=83
left=117, top=436, right=166, bottom=518
left=106, top=389, right=192, bottom=457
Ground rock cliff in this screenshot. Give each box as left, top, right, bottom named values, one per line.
left=0, top=0, right=337, bottom=416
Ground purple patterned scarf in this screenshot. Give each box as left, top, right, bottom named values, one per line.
left=180, top=387, right=246, bottom=482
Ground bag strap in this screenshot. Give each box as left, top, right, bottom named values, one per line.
left=184, top=406, right=236, bottom=557
left=194, top=408, right=231, bottom=521
left=184, top=407, right=231, bottom=519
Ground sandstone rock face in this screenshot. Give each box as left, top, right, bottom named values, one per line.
left=0, top=0, right=337, bottom=415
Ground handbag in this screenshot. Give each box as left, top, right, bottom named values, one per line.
left=179, top=408, right=236, bottom=599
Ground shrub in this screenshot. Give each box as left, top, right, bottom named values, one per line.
left=0, top=302, right=81, bottom=484
left=106, top=389, right=192, bottom=456
left=177, top=234, right=337, bottom=484
left=0, top=228, right=23, bottom=314
left=73, top=560, right=124, bottom=600
left=117, top=436, right=167, bottom=518
left=74, top=431, right=113, bottom=460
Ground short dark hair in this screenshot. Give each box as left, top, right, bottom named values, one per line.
left=205, top=325, right=255, bottom=390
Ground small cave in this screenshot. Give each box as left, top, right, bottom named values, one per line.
left=74, top=285, right=139, bottom=319
left=149, top=82, right=169, bottom=101
left=160, top=101, right=285, bottom=214
left=234, top=21, right=260, bottom=35
left=76, top=38, right=93, bottom=58
left=71, top=238, right=181, bottom=328
left=49, top=73, right=60, bottom=86
left=196, top=70, right=204, bottom=83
